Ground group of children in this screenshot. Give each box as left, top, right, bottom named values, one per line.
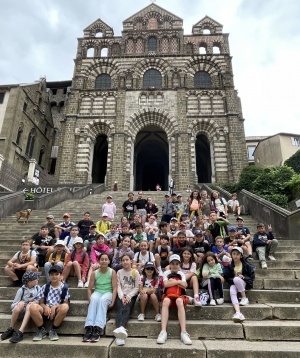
left=1, top=190, right=279, bottom=346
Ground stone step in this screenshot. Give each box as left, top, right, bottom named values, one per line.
left=0, top=287, right=299, bottom=303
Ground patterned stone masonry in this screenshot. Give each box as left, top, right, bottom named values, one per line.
left=54, top=3, right=248, bottom=189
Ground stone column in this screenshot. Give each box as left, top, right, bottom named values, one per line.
left=0, top=154, right=4, bottom=172
left=27, top=159, right=37, bottom=184
left=87, top=138, right=96, bottom=184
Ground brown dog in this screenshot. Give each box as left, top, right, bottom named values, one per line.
left=16, top=209, right=32, bottom=224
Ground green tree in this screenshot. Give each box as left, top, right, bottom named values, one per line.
left=285, top=150, right=300, bottom=174
left=237, top=166, right=264, bottom=192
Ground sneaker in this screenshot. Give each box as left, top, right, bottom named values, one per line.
left=84, top=281, right=89, bottom=288
left=49, top=328, right=59, bottom=341
left=232, top=312, right=245, bottom=323
left=268, top=255, right=276, bottom=261
left=157, top=330, right=167, bottom=344
left=240, top=297, right=249, bottom=306
left=247, top=255, right=253, bottom=261
left=82, top=326, right=93, bottom=342
left=261, top=262, right=268, bottom=269
left=33, top=327, right=47, bottom=341
left=154, top=313, right=161, bottom=322
left=210, top=299, right=216, bottom=306
left=194, top=296, right=202, bottom=307
left=113, top=326, right=128, bottom=340
left=90, top=327, right=100, bottom=342
left=78, top=280, right=84, bottom=288
left=216, top=298, right=224, bottom=305
left=181, top=331, right=192, bottom=345
left=115, top=338, right=125, bottom=346
left=137, top=313, right=145, bottom=321
left=7, top=280, right=21, bottom=288
left=1, top=327, right=14, bottom=341
left=9, top=330, right=23, bottom=343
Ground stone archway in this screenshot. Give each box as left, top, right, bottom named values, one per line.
left=92, top=134, right=108, bottom=183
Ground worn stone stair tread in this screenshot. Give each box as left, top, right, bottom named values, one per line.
left=242, top=320, right=300, bottom=340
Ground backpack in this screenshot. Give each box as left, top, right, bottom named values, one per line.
left=98, top=220, right=111, bottom=231
left=20, top=285, right=39, bottom=301
left=71, top=250, right=87, bottom=264
left=44, top=282, right=69, bottom=304
left=190, top=199, right=199, bottom=210
left=199, top=291, right=210, bottom=306
left=136, top=251, right=151, bottom=264
left=165, top=273, right=184, bottom=299
left=52, top=250, right=67, bottom=263
left=17, top=250, right=32, bottom=264
left=157, top=245, right=171, bottom=255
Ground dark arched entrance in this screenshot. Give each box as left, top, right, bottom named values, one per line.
left=92, top=135, right=108, bottom=183
left=134, top=126, right=169, bottom=190
left=195, top=134, right=212, bottom=183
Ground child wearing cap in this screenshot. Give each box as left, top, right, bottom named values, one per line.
left=29, top=265, right=70, bottom=341
left=157, top=254, right=192, bottom=345
left=44, top=240, right=68, bottom=282
left=137, top=261, right=161, bottom=322
left=1, top=271, right=41, bottom=343
left=223, top=246, right=255, bottom=323
left=96, top=213, right=111, bottom=235
left=62, top=238, right=90, bottom=287
left=5, top=238, right=37, bottom=287
left=225, top=226, right=249, bottom=255
left=102, top=195, right=117, bottom=222
left=55, top=214, right=75, bottom=240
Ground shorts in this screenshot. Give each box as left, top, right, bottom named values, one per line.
left=124, top=212, right=135, bottom=221
left=137, top=209, right=147, bottom=218
left=162, top=295, right=189, bottom=308
left=147, top=234, right=155, bottom=242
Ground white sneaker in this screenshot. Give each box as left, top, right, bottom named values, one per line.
left=216, top=298, right=224, bottom=305
left=181, top=331, right=192, bottom=345
left=157, top=330, right=167, bottom=344
left=261, top=262, right=268, bottom=269
left=84, top=281, right=89, bottom=288
left=240, top=297, right=249, bottom=306
left=155, top=313, right=161, bottom=322
left=113, top=326, right=128, bottom=340
left=77, top=280, right=84, bottom=288
left=115, top=338, right=125, bottom=346
left=232, top=312, right=245, bottom=323
left=268, top=255, right=276, bottom=261
left=137, top=313, right=145, bottom=321
left=210, top=299, right=216, bottom=306
left=194, top=296, right=202, bottom=307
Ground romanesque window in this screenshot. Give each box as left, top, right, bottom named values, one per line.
left=203, top=29, right=211, bottom=34
left=148, top=18, right=158, bottom=30
left=95, top=74, right=111, bottom=89
left=38, top=145, right=45, bottom=166
left=194, top=71, right=212, bottom=88
left=161, top=38, right=169, bottom=53
left=170, top=38, right=179, bottom=53
left=143, top=69, right=162, bottom=88
left=16, top=122, right=24, bottom=146
left=213, top=46, right=221, bottom=54
left=199, top=46, right=206, bottom=54
left=126, top=39, right=134, bottom=53
left=25, top=128, right=36, bottom=157
left=136, top=38, right=144, bottom=53
left=148, top=37, right=157, bottom=52
left=111, top=43, right=121, bottom=56
left=186, top=43, right=194, bottom=55
left=87, top=48, right=94, bottom=57
left=101, top=47, right=108, bottom=57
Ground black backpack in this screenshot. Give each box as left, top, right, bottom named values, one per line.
left=44, top=282, right=69, bottom=304
left=136, top=251, right=151, bottom=263
left=52, top=250, right=67, bottom=263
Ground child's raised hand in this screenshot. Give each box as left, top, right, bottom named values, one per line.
left=268, top=224, right=272, bottom=231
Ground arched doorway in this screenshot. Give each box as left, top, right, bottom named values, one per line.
left=92, top=135, right=108, bottom=183
left=134, top=126, right=169, bottom=190
left=195, top=134, right=212, bottom=183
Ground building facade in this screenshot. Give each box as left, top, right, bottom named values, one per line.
left=54, top=4, right=248, bottom=191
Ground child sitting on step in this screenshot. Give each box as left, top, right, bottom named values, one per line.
left=1, top=271, right=41, bottom=343
left=253, top=223, right=278, bottom=269
left=157, top=254, right=192, bottom=345
left=62, top=238, right=89, bottom=288
left=113, top=253, right=140, bottom=346
left=132, top=240, right=155, bottom=273
left=112, top=236, right=134, bottom=271
left=223, top=246, right=255, bottom=323
left=137, top=261, right=161, bottom=322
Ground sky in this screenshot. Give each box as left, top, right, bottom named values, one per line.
left=0, top=0, right=299, bottom=137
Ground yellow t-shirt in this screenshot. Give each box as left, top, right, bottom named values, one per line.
left=48, top=252, right=68, bottom=265
left=234, top=263, right=242, bottom=276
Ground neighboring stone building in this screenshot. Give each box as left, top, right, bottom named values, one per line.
left=0, top=78, right=56, bottom=191
left=53, top=3, right=248, bottom=190
left=254, top=133, right=300, bottom=167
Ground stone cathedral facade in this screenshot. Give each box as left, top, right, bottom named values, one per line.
left=53, top=4, right=248, bottom=191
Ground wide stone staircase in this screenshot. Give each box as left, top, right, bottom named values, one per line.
left=0, top=190, right=300, bottom=357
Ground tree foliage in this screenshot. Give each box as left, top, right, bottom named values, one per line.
left=284, top=150, right=300, bottom=174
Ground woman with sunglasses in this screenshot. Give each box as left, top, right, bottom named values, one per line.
left=137, top=262, right=161, bottom=322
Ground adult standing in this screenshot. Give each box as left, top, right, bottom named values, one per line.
left=134, top=191, right=147, bottom=226
left=169, top=179, right=175, bottom=195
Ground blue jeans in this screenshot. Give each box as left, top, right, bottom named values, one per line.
left=44, top=261, right=64, bottom=282
left=85, top=291, right=112, bottom=328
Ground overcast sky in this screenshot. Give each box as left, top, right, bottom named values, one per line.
left=0, top=0, right=299, bottom=136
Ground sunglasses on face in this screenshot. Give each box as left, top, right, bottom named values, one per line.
left=145, top=268, right=154, bottom=271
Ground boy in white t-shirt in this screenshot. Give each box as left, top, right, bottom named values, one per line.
left=227, top=193, right=240, bottom=216
left=64, top=226, right=80, bottom=253
left=132, top=241, right=155, bottom=273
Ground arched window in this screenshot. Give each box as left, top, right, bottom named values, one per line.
left=25, top=128, right=36, bottom=157
left=16, top=122, right=24, bottom=146
left=87, top=48, right=94, bottom=57
left=213, top=46, right=221, bottom=54
left=194, top=71, right=212, bottom=88
left=199, top=46, right=206, bottom=54
left=148, top=37, right=157, bottom=52
left=101, top=47, right=108, bottom=57
left=38, top=145, right=45, bottom=166
left=143, top=69, right=162, bottom=88
left=148, top=18, right=158, bottom=30
left=203, top=29, right=211, bottom=34
left=95, top=74, right=111, bottom=89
